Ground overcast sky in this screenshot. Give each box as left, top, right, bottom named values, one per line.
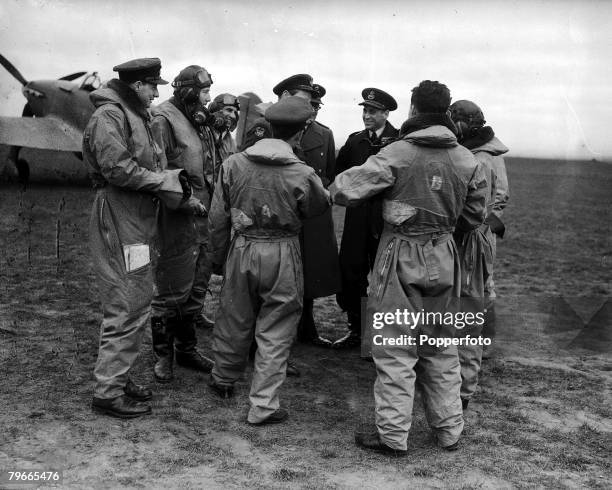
left=1, top=0, right=611, bottom=160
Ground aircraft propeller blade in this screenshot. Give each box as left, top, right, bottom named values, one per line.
left=0, top=53, right=28, bottom=86
left=59, top=71, right=87, bottom=81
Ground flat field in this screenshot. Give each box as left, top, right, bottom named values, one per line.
left=0, top=157, right=610, bottom=489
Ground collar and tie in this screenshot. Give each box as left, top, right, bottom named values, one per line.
left=370, top=130, right=381, bottom=146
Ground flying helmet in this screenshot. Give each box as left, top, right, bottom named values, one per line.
left=172, top=65, right=213, bottom=88
left=449, top=100, right=486, bottom=138
left=172, top=65, right=213, bottom=104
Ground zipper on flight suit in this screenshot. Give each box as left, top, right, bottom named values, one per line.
left=376, top=239, right=395, bottom=299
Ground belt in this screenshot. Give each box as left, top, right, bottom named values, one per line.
left=391, top=231, right=452, bottom=247
left=237, top=232, right=298, bottom=241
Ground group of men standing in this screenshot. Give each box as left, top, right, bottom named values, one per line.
left=82, top=57, right=508, bottom=453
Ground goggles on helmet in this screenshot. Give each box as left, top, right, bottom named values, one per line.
left=172, top=68, right=213, bottom=89
left=221, top=94, right=240, bottom=109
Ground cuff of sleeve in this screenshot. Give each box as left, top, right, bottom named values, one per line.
left=157, top=169, right=188, bottom=210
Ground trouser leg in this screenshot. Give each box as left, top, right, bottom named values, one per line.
left=483, top=278, right=496, bottom=341
left=297, top=298, right=317, bottom=340
left=153, top=243, right=211, bottom=354
left=248, top=238, right=302, bottom=423
left=94, top=299, right=151, bottom=399
left=90, top=194, right=154, bottom=399
left=459, top=343, right=483, bottom=400
left=415, top=345, right=464, bottom=447
left=211, top=241, right=258, bottom=386
left=151, top=245, right=198, bottom=319
left=248, top=301, right=300, bottom=423
left=482, top=234, right=497, bottom=347
left=373, top=347, right=419, bottom=451
left=92, top=263, right=153, bottom=399
left=181, top=242, right=213, bottom=319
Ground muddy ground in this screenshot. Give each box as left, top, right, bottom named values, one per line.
left=0, top=157, right=610, bottom=489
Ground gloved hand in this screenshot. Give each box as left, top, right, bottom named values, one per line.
left=188, top=198, right=208, bottom=217
left=178, top=171, right=192, bottom=199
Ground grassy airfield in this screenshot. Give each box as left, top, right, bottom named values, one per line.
left=0, top=155, right=610, bottom=488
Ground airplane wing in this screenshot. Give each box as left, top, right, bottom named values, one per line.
left=0, top=116, right=83, bottom=152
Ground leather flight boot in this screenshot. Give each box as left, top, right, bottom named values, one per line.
left=151, top=316, right=174, bottom=382
left=175, top=314, right=214, bottom=372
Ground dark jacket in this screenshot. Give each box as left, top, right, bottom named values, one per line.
left=297, top=121, right=342, bottom=298
left=335, top=121, right=399, bottom=245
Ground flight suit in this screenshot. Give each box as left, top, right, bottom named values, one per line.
left=208, top=138, right=331, bottom=423
left=150, top=99, right=216, bottom=356
left=332, top=124, right=487, bottom=450
left=83, top=79, right=185, bottom=399
left=212, top=128, right=238, bottom=164
left=481, top=137, right=510, bottom=344
left=458, top=135, right=509, bottom=398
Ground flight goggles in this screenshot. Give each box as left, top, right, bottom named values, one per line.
left=220, top=94, right=240, bottom=109
left=172, top=68, right=213, bottom=89
left=210, top=94, right=240, bottom=112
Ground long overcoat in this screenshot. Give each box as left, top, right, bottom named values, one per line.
left=297, top=120, right=341, bottom=298
left=334, top=121, right=398, bottom=313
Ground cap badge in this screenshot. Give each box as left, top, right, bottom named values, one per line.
left=367, top=91, right=375, bottom=100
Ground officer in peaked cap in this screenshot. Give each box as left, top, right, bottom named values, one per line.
left=311, top=84, right=326, bottom=107
left=240, top=74, right=315, bottom=152
left=293, top=80, right=340, bottom=348
left=85, top=56, right=190, bottom=419
left=358, top=88, right=397, bottom=112
left=332, top=87, right=399, bottom=350
left=113, top=57, right=169, bottom=85
left=272, top=73, right=316, bottom=97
